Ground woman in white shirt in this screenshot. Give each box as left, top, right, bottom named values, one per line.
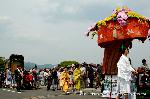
left=116, top=48, right=137, bottom=99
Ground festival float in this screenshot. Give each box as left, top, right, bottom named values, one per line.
left=86, top=6, right=150, bottom=98
left=5, top=54, right=24, bottom=74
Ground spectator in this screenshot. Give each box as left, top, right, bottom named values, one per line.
left=0, top=72, right=2, bottom=88
left=43, top=69, right=49, bottom=86
left=80, top=63, right=87, bottom=88
left=95, top=64, right=102, bottom=89
left=1, top=71, right=5, bottom=88
left=87, top=64, right=94, bottom=88
left=14, top=67, right=22, bottom=92
left=47, top=70, right=52, bottom=91
left=5, top=68, right=12, bottom=88
left=141, top=59, right=149, bottom=71
left=51, top=69, right=58, bottom=91
left=69, top=71, right=74, bottom=92
left=57, top=68, right=61, bottom=90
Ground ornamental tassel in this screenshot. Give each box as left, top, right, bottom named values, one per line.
left=119, top=41, right=126, bottom=52
left=113, top=29, right=117, bottom=38
left=121, top=43, right=125, bottom=50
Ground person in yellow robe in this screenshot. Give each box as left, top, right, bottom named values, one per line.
left=73, top=64, right=81, bottom=91
left=60, top=68, right=70, bottom=94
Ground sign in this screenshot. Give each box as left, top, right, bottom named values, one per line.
left=102, top=75, right=117, bottom=98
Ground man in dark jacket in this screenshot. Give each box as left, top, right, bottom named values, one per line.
left=14, top=67, right=22, bottom=92
left=87, top=64, right=94, bottom=88
left=47, top=72, right=52, bottom=91
left=51, top=69, right=58, bottom=91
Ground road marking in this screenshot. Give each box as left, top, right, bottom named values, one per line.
left=1, top=88, right=17, bottom=93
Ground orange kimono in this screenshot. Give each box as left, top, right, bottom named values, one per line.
left=60, top=71, right=70, bottom=92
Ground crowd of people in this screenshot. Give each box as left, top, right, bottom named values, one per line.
left=42, top=63, right=104, bottom=94
left=0, top=56, right=149, bottom=98
left=0, top=62, right=104, bottom=94
left=0, top=66, right=40, bottom=92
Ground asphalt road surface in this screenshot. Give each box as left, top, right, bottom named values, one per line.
left=0, top=87, right=105, bottom=99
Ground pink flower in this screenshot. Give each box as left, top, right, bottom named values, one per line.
left=116, top=10, right=128, bottom=26
left=126, top=8, right=132, bottom=12
left=112, top=9, right=117, bottom=14
left=117, top=17, right=123, bottom=21
left=117, top=17, right=126, bottom=26
left=87, top=23, right=96, bottom=31
left=85, top=32, right=90, bottom=36
left=86, top=23, right=97, bottom=37
left=120, top=20, right=126, bottom=26
left=148, top=29, right=150, bottom=37
left=121, top=8, right=126, bottom=12
left=117, top=11, right=128, bottom=20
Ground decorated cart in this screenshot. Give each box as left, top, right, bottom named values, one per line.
left=87, top=6, right=150, bottom=98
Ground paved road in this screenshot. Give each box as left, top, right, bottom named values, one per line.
left=0, top=87, right=105, bottom=99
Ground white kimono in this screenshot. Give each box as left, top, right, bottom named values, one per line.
left=116, top=54, right=135, bottom=94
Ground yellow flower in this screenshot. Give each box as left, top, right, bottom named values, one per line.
left=96, top=14, right=116, bottom=27
left=127, top=11, right=147, bottom=21
left=94, top=7, right=149, bottom=30
left=116, top=7, right=121, bottom=12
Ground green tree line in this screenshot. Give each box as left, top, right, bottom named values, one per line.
left=0, top=57, right=5, bottom=71
left=58, top=60, right=79, bottom=67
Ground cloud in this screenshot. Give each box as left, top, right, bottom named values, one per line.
left=0, top=16, right=12, bottom=37
left=35, top=0, right=150, bottom=23
left=0, top=16, right=10, bottom=20
left=0, top=0, right=149, bottom=66
left=32, top=0, right=123, bottom=22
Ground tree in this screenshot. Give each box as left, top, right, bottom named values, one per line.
left=58, top=60, right=79, bottom=67
left=0, top=57, right=5, bottom=71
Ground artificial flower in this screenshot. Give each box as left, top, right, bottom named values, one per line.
left=86, top=6, right=150, bottom=38
left=117, top=11, right=128, bottom=20
left=148, top=30, right=150, bottom=37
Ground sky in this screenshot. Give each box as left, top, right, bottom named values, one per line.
left=0, top=0, right=150, bottom=68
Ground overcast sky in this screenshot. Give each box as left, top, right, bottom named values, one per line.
left=0, top=0, right=150, bottom=67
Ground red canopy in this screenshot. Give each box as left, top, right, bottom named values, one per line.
left=97, top=18, right=150, bottom=47
left=87, top=7, right=150, bottom=74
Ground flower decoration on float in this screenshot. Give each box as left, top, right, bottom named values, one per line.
left=148, top=30, right=150, bottom=40
left=86, top=6, right=150, bottom=39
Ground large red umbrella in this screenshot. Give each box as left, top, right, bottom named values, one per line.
left=87, top=7, right=150, bottom=74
